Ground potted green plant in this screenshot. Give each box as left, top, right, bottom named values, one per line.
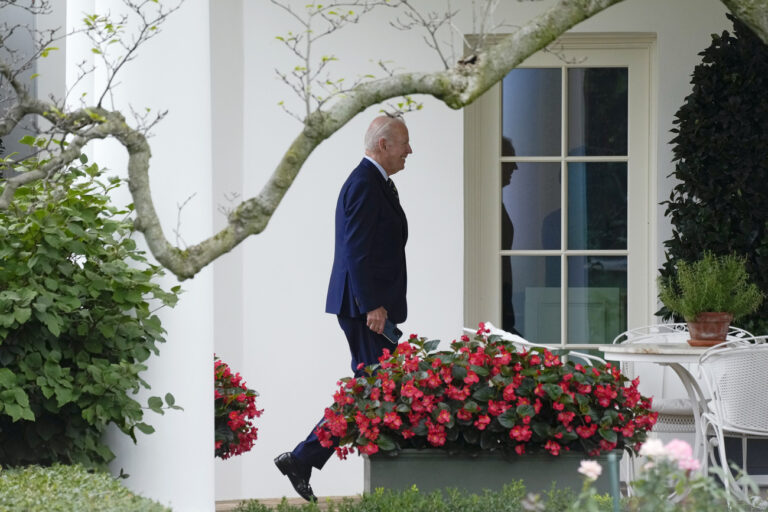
left=658, top=252, right=764, bottom=346
left=316, top=324, right=657, bottom=494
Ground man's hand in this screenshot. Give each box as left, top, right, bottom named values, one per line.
left=366, top=306, right=387, bottom=334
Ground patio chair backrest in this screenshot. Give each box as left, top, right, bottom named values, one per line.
left=612, top=323, right=753, bottom=345
left=699, top=340, right=768, bottom=433
left=611, top=323, right=687, bottom=344
left=612, top=323, right=754, bottom=400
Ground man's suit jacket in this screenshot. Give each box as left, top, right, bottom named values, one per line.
left=326, top=158, right=408, bottom=324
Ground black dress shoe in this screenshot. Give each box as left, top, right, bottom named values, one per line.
left=274, top=452, right=317, bottom=502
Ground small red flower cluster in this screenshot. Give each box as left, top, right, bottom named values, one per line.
left=215, top=356, right=263, bottom=460
left=316, top=324, right=657, bottom=460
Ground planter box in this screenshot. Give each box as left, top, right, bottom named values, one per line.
left=364, top=449, right=618, bottom=495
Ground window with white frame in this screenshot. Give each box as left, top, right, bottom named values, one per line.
left=464, top=34, right=655, bottom=346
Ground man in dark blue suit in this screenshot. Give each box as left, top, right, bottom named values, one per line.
left=274, top=115, right=412, bottom=501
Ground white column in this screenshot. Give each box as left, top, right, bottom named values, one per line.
left=210, top=0, right=246, bottom=501
left=63, top=1, right=215, bottom=510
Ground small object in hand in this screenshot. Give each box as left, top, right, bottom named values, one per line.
left=382, top=319, right=403, bottom=344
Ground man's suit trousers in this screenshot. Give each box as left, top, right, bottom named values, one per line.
left=292, top=315, right=396, bottom=469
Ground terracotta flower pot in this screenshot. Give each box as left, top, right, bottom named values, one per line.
left=686, top=312, right=734, bottom=347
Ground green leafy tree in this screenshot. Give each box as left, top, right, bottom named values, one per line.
left=659, top=14, right=768, bottom=333
left=0, top=160, right=181, bottom=467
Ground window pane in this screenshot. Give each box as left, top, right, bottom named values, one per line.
left=502, top=256, right=561, bottom=343
left=502, top=68, right=561, bottom=157
left=567, top=256, right=627, bottom=344
left=568, top=68, right=628, bottom=156
left=502, top=162, right=561, bottom=250
left=567, top=162, right=627, bottom=250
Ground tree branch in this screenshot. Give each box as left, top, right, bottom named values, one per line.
left=5, top=0, right=766, bottom=282
left=123, top=0, right=626, bottom=279
left=721, top=0, right=768, bottom=44
left=0, top=110, right=123, bottom=208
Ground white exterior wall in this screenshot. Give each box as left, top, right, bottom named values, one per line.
left=214, top=0, right=732, bottom=502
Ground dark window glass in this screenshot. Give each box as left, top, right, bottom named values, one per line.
left=501, top=162, right=561, bottom=251
left=567, top=162, right=627, bottom=250
left=568, top=68, right=628, bottom=156
left=502, top=256, right=561, bottom=343
left=567, top=256, right=627, bottom=344
left=502, top=68, right=561, bottom=157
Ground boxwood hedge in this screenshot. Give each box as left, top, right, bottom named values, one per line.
left=0, top=463, right=169, bottom=511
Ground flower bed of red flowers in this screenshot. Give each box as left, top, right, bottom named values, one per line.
left=215, top=356, right=263, bottom=459
left=317, top=325, right=657, bottom=460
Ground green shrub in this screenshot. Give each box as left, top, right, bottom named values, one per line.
left=660, top=14, right=768, bottom=332
left=234, top=439, right=753, bottom=512
left=232, top=483, right=615, bottom=512
left=0, top=463, right=169, bottom=511
left=0, top=162, right=181, bottom=467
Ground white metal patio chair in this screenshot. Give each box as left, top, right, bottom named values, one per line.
left=699, top=338, right=768, bottom=506
left=611, top=323, right=753, bottom=490
left=612, top=323, right=753, bottom=438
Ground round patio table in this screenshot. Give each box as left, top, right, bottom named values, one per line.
left=597, top=343, right=709, bottom=469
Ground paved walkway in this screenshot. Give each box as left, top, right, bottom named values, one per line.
left=216, top=496, right=358, bottom=511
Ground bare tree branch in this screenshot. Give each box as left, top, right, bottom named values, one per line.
left=390, top=1, right=458, bottom=69
left=271, top=0, right=397, bottom=119
left=2, top=0, right=766, bottom=281
left=80, top=0, right=184, bottom=108
left=0, top=108, right=122, bottom=208
left=173, top=192, right=196, bottom=248
left=125, top=0, right=628, bottom=279
left=217, top=192, right=241, bottom=218
left=0, top=0, right=52, bottom=15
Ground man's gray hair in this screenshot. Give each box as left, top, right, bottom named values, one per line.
left=364, top=115, right=406, bottom=152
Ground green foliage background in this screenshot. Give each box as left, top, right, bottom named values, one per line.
left=0, top=160, right=180, bottom=467
left=659, top=14, right=768, bottom=332
left=0, top=463, right=169, bottom=511
left=233, top=484, right=616, bottom=512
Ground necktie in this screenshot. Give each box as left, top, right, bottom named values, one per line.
left=387, top=178, right=399, bottom=199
